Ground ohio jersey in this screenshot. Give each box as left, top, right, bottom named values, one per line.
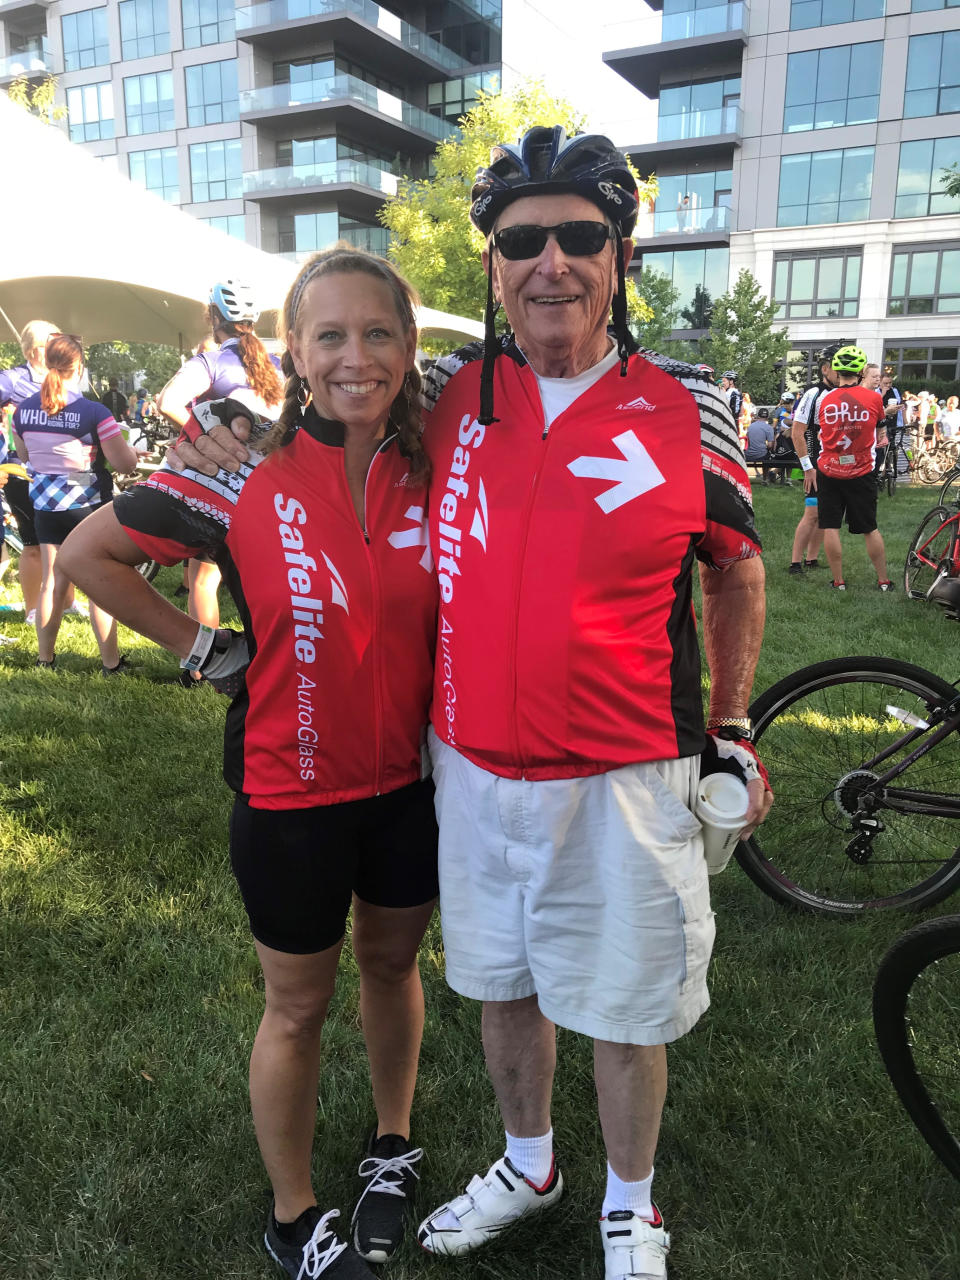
left=14, top=389, right=121, bottom=511
left=422, top=340, right=761, bottom=780
left=815, top=385, right=886, bottom=479
left=114, top=403, right=437, bottom=810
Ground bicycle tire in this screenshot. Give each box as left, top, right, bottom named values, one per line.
left=737, top=657, right=960, bottom=914
left=886, top=462, right=896, bottom=498
left=904, top=506, right=956, bottom=600
left=874, top=915, right=960, bottom=1181
left=136, top=559, right=161, bottom=584
left=917, top=455, right=945, bottom=486
left=939, top=467, right=960, bottom=509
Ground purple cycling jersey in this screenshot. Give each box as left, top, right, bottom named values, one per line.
left=190, top=338, right=283, bottom=417
left=0, top=364, right=43, bottom=466
left=14, top=389, right=122, bottom=512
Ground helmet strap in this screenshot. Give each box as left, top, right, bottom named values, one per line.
left=611, top=228, right=636, bottom=377
left=478, top=261, right=500, bottom=427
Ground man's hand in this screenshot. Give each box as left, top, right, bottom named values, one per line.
left=701, top=732, right=773, bottom=839
left=165, top=414, right=254, bottom=476
left=803, top=467, right=817, bottom=494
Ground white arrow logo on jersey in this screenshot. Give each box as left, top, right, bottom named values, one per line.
left=567, top=430, right=665, bottom=513
left=322, top=552, right=349, bottom=613
left=388, top=505, right=434, bottom=571
left=837, top=432, right=853, bottom=450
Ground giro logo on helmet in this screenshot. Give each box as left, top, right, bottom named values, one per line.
left=597, top=181, right=623, bottom=205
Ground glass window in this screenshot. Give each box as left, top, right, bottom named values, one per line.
left=662, top=0, right=746, bottom=40
left=888, top=243, right=960, bottom=316
left=640, top=247, right=729, bottom=329
left=783, top=42, right=881, bottom=132
left=427, top=70, right=499, bottom=123
left=278, top=211, right=339, bottom=254
left=183, top=0, right=235, bottom=47
left=202, top=214, right=246, bottom=239
left=778, top=146, right=874, bottom=226
left=791, top=0, right=884, bottom=26
left=895, top=137, right=960, bottom=217
left=129, top=147, right=179, bottom=202
left=123, top=71, right=175, bottom=135
left=658, top=76, right=740, bottom=142
left=189, top=139, right=242, bottom=202
left=773, top=250, right=862, bottom=319
left=185, top=60, right=238, bottom=126
left=66, top=81, right=114, bottom=141
left=119, top=0, right=170, bottom=59
left=904, top=32, right=960, bottom=119
left=882, top=343, right=960, bottom=387
left=652, top=168, right=732, bottom=233
left=911, top=0, right=960, bottom=10
left=61, top=8, right=109, bottom=72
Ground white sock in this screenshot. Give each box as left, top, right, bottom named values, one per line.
left=601, top=1163, right=654, bottom=1220
left=504, top=1127, right=554, bottom=1186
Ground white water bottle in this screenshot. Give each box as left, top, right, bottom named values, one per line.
left=696, top=773, right=750, bottom=875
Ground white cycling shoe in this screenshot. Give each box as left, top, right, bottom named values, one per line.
left=417, top=1155, right=563, bottom=1256
left=600, top=1208, right=670, bottom=1279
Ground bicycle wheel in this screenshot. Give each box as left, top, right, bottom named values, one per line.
left=874, top=916, right=960, bottom=1181
left=939, top=467, right=960, bottom=509
left=136, top=559, right=161, bottom=583
left=737, top=657, right=960, bottom=914
left=904, top=506, right=955, bottom=599
left=917, top=454, right=945, bottom=486
left=886, top=460, right=897, bottom=498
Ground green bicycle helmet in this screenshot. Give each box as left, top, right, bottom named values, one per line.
left=831, top=345, right=868, bottom=375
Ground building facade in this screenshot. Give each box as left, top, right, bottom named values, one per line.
left=605, top=0, right=960, bottom=392
left=0, top=0, right=504, bottom=259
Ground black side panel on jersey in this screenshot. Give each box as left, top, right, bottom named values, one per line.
left=114, top=485, right=226, bottom=551
left=218, top=548, right=256, bottom=796
left=667, top=540, right=705, bottom=758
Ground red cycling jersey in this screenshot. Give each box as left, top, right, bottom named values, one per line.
left=114, top=403, right=437, bottom=809
left=422, top=341, right=761, bottom=780
left=816, top=385, right=886, bottom=479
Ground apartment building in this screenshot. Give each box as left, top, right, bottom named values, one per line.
left=605, top=0, right=960, bottom=391
left=0, top=0, right=505, bottom=258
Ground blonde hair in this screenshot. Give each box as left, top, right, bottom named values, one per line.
left=20, top=320, right=58, bottom=363
left=263, top=245, right=428, bottom=482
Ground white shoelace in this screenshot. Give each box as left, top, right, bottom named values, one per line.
left=353, top=1146, right=424, bottom=1218
left=297, top=1209, right=348, bottom=1278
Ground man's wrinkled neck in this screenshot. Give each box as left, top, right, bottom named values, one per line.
left=520, top=333, right=615, bottom=380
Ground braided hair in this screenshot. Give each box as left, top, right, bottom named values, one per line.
left=259, top=245, right=428, bottom=484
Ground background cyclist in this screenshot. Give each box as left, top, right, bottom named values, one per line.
left=793, top=344, right=892, bottom=593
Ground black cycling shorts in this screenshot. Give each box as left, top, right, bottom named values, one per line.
left=4, top=475, right=38, bottom=546
left=229, top=778, right=439, bottom=954
left=816, top=471, right=878, bottom=535
left=34, top=504, right=100, bottom=546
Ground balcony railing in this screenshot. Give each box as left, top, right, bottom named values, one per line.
left=239, top=73, right=455, bottom=141
left=657, top=103, right=742, bottom=143
left=640, top=204, right=731, bottom=236
left=235, top=0, right=468, bottom=73
left=0, top=38, right=53, bottom=79
left=662, top=1, right=748, bottom=42
left=244, top=158, right=399, bottom=197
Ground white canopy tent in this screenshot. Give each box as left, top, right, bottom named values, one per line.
left=0, top=96, right=483, bottom=351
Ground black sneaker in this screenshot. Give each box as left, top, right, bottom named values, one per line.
left=35, top=657, right=56, bottom=670
left=265, top=1204, right=375, bottom=1278
left=787, top=562, right=804, bottom=575
left=101, top=656, right=132, bottom=677
left=803, top=559, right=822, bottom=569
left=352, top=1130, right=423, bottom=1263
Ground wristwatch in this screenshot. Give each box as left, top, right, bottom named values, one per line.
left=707, top=716, right=754, bottom=743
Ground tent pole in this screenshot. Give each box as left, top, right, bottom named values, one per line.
left=0, top=303, right=21, bottom=343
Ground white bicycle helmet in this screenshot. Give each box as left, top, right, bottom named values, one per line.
left=209, top=280, right=260, bottom=325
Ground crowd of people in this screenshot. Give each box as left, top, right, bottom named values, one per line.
left=0, top=118, right=950, bottom=1280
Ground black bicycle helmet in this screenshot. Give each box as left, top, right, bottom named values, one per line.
left=819, top=339, right=854, bottom=366
left=471, top=126, right=640, bottom=424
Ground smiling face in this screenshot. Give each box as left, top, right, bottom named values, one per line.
left=287, top=270, right=416, bottom=440
left=482, top=193, right=633, bottom=378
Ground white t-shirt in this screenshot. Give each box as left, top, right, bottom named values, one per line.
left=530, top=343, right=621, bottom=431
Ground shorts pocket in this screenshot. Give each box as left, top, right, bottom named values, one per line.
left=636, top=764, right=702, bottom=847
left=676, top=874, right=716, bottom=996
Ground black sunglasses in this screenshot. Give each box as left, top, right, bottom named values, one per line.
left=492, top=221, right=613, bottom=261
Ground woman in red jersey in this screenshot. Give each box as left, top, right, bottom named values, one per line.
left=61, top=250, right=439, bottom=1280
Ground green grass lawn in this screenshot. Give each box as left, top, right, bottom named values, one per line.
left=1, top=484, right=958, bottom=1279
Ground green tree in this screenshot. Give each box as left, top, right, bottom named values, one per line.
left=942, top=163, right=960, bottom=200
left=7, top=74, right=65, bottom=124
left=679, top=283, right=713, bottom=331
left=381, top=79, right=658, bottom=336
left=85, top=342, right=181, bottom=393
left=701, top=269, right=790, bottom=404
left=631, top=267, right=680, bottom=352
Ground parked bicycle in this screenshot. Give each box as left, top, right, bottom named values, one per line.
left=938, top=462, right=960, bottom=509
left=874, top=914, right=960, bottom=1181
left=738, top=651, right=960, bottom=916
left=904, top=503, right=959, bottom=602
left=915, top=437, right=960, bottom=487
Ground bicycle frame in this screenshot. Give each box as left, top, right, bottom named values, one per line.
left=855, top=693, right=960, bottom=821
left=911, top=509, right=960, bottom=597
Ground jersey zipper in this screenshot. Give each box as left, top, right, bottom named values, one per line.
left=356, top=434, right=396, bottom=795
left=508, top=428, right=554, bottom=775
